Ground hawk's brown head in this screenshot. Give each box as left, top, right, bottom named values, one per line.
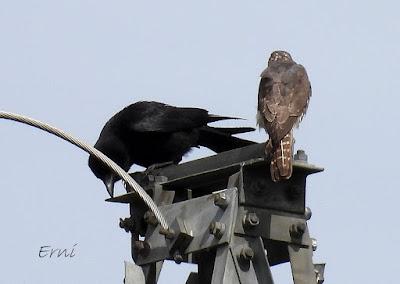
left=268, top=51, right=293, bottom=65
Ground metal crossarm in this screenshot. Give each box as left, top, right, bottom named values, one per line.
left=110, top=144, right=326, bottom=284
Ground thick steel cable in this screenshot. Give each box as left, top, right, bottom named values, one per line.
left=0, top=111, right=169, bottom=230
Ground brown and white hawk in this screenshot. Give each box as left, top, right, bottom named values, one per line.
left=257, top=51, right=311, bottom=182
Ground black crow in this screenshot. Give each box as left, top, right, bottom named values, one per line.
left=88, top=101, right=256, bottom=197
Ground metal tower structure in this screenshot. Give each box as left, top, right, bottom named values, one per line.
left=109, top=143, right=325, bottom=284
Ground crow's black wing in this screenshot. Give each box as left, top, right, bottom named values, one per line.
left=119, top=101, right=239, bottom=133
left=118, top=101, right=209, bottom=133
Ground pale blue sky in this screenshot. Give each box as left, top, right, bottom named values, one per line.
left=1, top=1, right=399, bottom=283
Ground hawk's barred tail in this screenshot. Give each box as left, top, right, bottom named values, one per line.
left=270, top=132, right=293, bottom=182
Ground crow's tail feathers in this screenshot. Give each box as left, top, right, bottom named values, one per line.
left=211, top=127, right=255, bottom=135
left=198, top=126, right=256, bottom=153
left=207, top=114, right=244, bottom=123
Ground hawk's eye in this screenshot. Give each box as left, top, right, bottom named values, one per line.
left=261, top=77, right=273, bottom=91
left=263, top=82, right=272, bottom=93
left=264, top=84, right=273, bottom=93
left=262, top=77, right=272, bottom=83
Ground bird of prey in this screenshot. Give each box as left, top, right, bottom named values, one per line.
left=89, top=101, right=256, bottom=196
left=257, top=51, right=311, bottom=182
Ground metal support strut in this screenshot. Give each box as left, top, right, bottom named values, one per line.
left=108, top=143, right=326, bottom=284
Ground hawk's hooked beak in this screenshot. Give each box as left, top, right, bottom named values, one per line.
left=103, top=175, right=116, bottom=197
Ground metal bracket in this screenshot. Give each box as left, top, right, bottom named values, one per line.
left=210, top=236, right=274, bottom=284
left=124, top=261, right=145, bottom=284
left=288, top=242, right=318, bottom=284
left=314, top=263, right=326, bottom=284
left=136, top=187, right=239, bottom=265
left=110, top=145, right=325, bottom=284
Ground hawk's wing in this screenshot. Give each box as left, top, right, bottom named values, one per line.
left=258, top=64, right=311, bottom=144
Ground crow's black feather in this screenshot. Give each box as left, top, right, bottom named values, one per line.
left=88, top=101, right=255, bottom=196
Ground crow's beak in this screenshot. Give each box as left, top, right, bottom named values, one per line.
left=103, top=175, right=115, bottom=197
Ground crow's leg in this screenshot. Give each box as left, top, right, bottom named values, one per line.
left=144, top=161, right=174, bottom=174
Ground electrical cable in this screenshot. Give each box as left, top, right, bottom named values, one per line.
left=0, top=111, right=169, bottom=230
